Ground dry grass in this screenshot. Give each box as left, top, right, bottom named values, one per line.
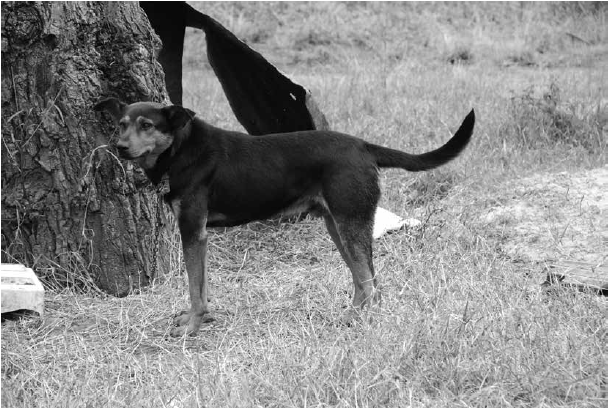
left=2, top=2, right=607, bottom=407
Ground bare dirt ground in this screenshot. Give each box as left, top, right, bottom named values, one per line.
left=482, top=165, right=607, bottom=270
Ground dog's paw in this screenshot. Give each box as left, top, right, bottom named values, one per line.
left=170, top=314, right=201, bottom=337
left=170, top=324, right=189, bottom=337
left=201, top=312, right=215, bottom=323
left=170, top=311, right=215, bottom=337
left=173, top=310, right=191, bottom=327
left=338, top=308, right=363, bottom=327
left=170, top=324, right=199, bottom=337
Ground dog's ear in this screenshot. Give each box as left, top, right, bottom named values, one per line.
left=93, top=97, right=126, bottom=122
left=161, top=105, right=196, bottom=130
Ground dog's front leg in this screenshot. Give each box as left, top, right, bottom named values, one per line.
left=170, top=199, right=213, bottom=337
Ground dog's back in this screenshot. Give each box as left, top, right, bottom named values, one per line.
left=173, top=122, right=371, bottom=226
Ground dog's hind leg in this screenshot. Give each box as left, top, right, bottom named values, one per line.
left=333, top=216, right=379, bottom=308
left=323, top=174, right=382, bottom=322
left=325, top=213, right=373, bottom=321
left=323, top=214, right=349, bottom=266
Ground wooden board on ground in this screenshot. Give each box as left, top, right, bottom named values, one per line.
left=544, top=260, right=608, bottom=295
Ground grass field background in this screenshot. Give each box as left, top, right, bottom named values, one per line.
left=2, top=2, right=607, bottom=407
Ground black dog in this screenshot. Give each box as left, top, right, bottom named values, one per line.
left=95, top=98, right=475, bottom=336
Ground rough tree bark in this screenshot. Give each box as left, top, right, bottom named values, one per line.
left=1, top=2, right=172, bottom=296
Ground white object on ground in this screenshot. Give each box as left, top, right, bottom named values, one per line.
left=373, top=207, right=421, bottom=239
left=1, top=263, right=45, bottom=317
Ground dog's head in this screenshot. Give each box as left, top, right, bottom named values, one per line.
left=94, top=98, right=195, bottom=169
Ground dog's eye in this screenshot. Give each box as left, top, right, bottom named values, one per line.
left=141, top=122, right=153, bottom=131
left=119, top=122, right=127, bottom=132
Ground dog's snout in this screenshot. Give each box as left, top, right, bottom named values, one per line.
left=115, top=144, right=130, bottom=158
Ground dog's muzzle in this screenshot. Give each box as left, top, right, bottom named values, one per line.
left=116, top=146, right=133, bottom=159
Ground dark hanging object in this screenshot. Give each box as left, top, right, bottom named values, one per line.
left=140, top=1, right=329, bottom=135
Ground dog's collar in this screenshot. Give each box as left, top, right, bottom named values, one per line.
left=145, top=120, right=194, bottom=194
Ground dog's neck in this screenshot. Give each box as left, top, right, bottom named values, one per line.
left=143, top=148, right=173, bottom=185
left=143, top=121, right=193, bottom=185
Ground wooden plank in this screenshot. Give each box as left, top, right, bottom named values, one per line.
left=543, top=260, right=608, bottom=295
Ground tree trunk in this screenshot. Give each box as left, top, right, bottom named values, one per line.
left=1, top=2, right=172, bottom=296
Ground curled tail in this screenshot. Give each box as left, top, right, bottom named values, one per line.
left=367, top=109, right=475, bottom=171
